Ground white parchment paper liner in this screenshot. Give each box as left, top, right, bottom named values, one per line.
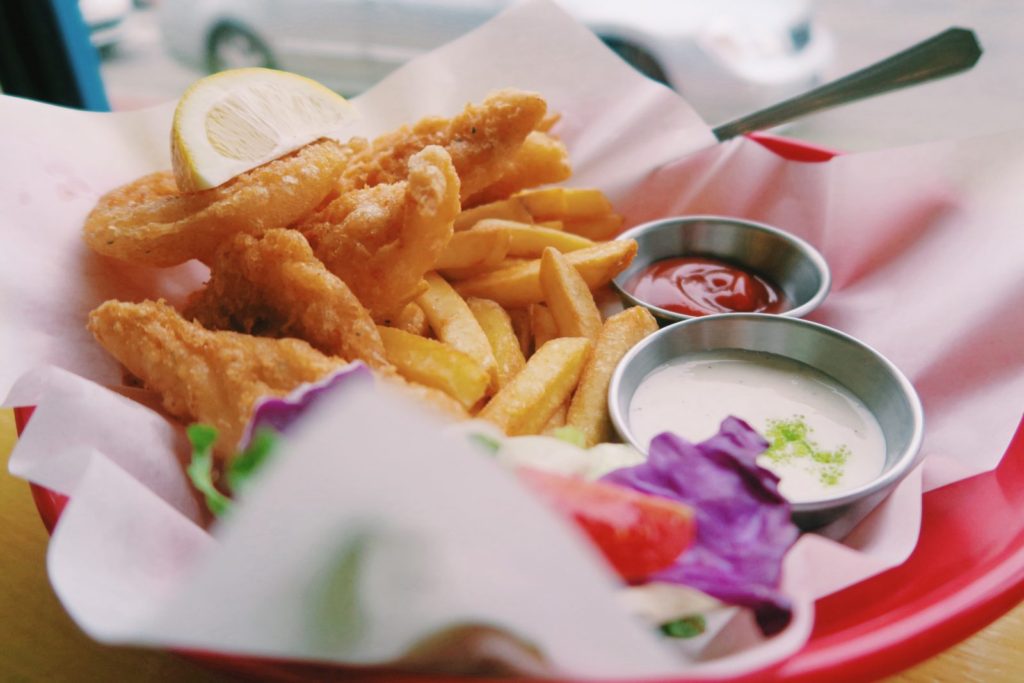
left=2, top=0, right=1022, bottom=677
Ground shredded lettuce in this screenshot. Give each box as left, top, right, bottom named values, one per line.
left=660, top=615, right=706, bottom=639
left=601, top=417, right=799, bottom=636
left=226, top=427, right=280, bottom=495
left=185, top=424, right=232, bottom=517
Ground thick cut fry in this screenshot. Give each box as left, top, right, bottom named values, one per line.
left=471, top=219, right=593, bottom=257
left=83, top=139, right=349, bottom=267
left=529, top=303, right=559, bottom=353
left=539, top=247, right=603, bottom=340
left=300, top=145, right=460, bottom=318
left=507, top=308, right=532, bottom=358
left=377, top=326, right=489, bottom=409
left=453, top=197, right=533, bottom=231
left=455, top=239, right=637, bottom=308
left=562, top=214, right=625, bottom=241
left=467, top=298, right=526, bottom=389
left=567, top=306, right=659, bottom=446
left=416, top=273, right=498, bottom=387
left=479, top=337, right=591, bottom=436
left=466, top=131, right=571, bottom=206
left=517, top=187, right=613, bottom=221
left=88, top=299, right=345, bottom=456
left=381, top=373, right=470, bottom=420
left=435, top=227, right=511, bottom=271
left=543, top=401, right=569, bottom=433
left=183, top=229, right=390, bottom=370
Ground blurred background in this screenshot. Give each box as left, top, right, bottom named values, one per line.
left=30, top=0, right=1024, bottom=150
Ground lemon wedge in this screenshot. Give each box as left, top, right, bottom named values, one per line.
left=171, top=67, right=358, bottom=192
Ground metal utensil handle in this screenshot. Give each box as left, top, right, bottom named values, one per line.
left=712, top=27, right=982, bottom=142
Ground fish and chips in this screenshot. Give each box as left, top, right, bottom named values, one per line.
left=83, top=81, right=653, bottom=459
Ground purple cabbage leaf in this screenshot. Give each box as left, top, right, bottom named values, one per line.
left=601, top=416, right=799, bottom=635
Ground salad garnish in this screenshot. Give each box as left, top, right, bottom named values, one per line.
left=602, top=417, right=799, bottom=635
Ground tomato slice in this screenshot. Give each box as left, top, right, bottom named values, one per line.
left=518, top=467, right=695, bottom=582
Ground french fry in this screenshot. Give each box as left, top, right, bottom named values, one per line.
left=454, top=239, right=637, bottom=308
left=479, top=337, right=592, bottom=435
left=453, top=197, right=533, bottom=231
left=435, top=227, right=510, bottom=271
left=562, top=213, right=625, bottom=241
left=471, top=219, right=593, bottom=257
left=416, top=273, right=499, bottom=388
left=378, top=326, right=490, bottom=409
left=539, top=247, right=603, bottom=340
left=467, top=298, right=526, bottom=389
left=507, top=308, right=532, bottom=358
left=543, top=401, right=569, bottom=432
left=537, top=220, right=564, bottom=230
left=517, top=187, right=613, bottom=220
left=393, top=302, right=430, bottom=337
left=466, top=131, right=572, bottom=206
left=529, top=302, right=559, bottom=352
left=567, top=306, right=659, bottom=446
left=441, top=257, right=532, bottom=281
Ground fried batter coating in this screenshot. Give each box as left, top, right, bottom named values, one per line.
left=84, top=139, right=349, bottom=267
left=464, top=130, right=571, bottom=207
left=334, top=89, right=546, bottom=201
left=183, top=229, right=391, bottom=370
left=300, top=145, right=461, bottom=318
left=88, top=299, right=346, bottom=454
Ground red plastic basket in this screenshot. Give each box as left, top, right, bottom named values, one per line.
left=14, top=134, right=1024, bottom=681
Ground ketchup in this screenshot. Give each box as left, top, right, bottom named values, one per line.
left=626, top=256, right=785, bottom=316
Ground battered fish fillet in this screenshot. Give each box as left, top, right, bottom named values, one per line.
left=333, top=89, right=547, bottom=202
left=84, top=139, right=350, bottom=267
left=300, top=145, right=461, bottom=318
left=464, top=130, right=571, bottom=207
left=89, top=299, right=346, bottom=455
left=183, top=229, right=391, bottom=370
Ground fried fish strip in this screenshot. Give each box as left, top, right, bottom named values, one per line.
left=183, top=229, right=390, bottom=370
left=332, top=89, right=547, bottom=202
left=300, top=145, right=461, bottom=318
left=88, top=299, right=347, bottom=455
left=83, top=139, right=349, bottom=267
left=464, top=131, right=571, bottom=207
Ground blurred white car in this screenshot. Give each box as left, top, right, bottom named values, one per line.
left=80, top=0, right=132, bottom=52
left=158, top=0, right=832, bottom=123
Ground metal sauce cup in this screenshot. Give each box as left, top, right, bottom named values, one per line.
left=609, top=314, right=924, bottom=530
left=612, top=216, right=831, bottom=324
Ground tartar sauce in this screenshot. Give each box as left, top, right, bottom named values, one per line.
left=628, top=350, right=886, bottom=502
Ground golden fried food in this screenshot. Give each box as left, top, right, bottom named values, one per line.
left=539, top=247, right=603, bottom=340
left=380, top=372, right=471, bottom=420
left=88, top=299, right=346, bottom=455
left=478, top=337, right=591, bottom=436
left=454, top=239, right=638, bottom=308
left=83, top=139, right=349, bottom=267
left=300, top=145, right=461, bottom=318
left=183, top=229, right=390, bottom=369
left=566, top=306, right=659, bottom=446
left=334, top=89, right=546, bottom=201
left=465, top=131, right=571, bottom=207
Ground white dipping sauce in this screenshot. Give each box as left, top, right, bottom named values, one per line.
left=628, top=350, right=887, bottom=502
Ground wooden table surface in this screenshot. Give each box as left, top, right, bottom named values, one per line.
left=2, top=407, right=1021, bottom=682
